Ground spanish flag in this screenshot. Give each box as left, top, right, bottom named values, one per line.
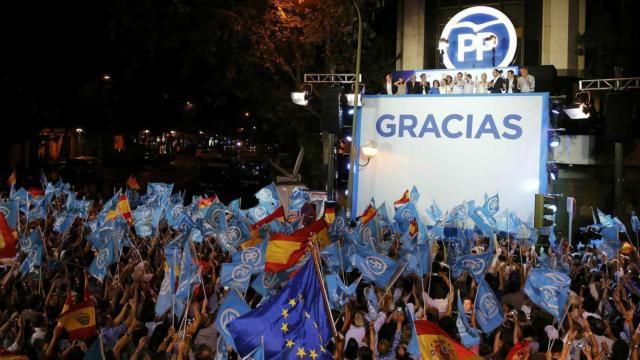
left=264, top=232, right=309, bottom=273
left=251, top=206, right=286, bottom=230
left=359, top=204, right=377, bottom=225
left=126, top=175, right=140, bottom=190
left=57, top=300, right=97, bottom=341
left=323, top=206, right=336, bottom=225
left=414, top=320, right=481, bottom=360
left=0, top=213, right=17, bottom=259
left=408, top=219, right=419, bottom=238
left=506, top=340, right=529, bottom=360
left=104, top=194, right=132, bottom=223
left=394, top=189, right=411, bottom=207
left=6, top=170, right=16, bottom=187
left=197, top=196, right=217, bottom=209
left=294, top=218, right=330, bottom=249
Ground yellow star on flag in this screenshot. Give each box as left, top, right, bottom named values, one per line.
left=296, top=347, right=306, bottom=358
left=286, top=339, right=295, bottom=349
left=309, top=349, right=318, bottom=359
left=320, top=345, right=326, bottom=353
left=289, top=298, right=296, bottom=307
left=282, top=308, right=289, bottom=319
left=281, top=322, right=289, bottom=333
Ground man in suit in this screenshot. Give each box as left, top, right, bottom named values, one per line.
left=418, top=73, right=430, bottom=94
left=383, top=73, right=397, bottom=95
left=505, top=70, right=520, bottom=93
left=406, top=74, right=421, bottom=94
left=489, top=69, right=506, bottom=93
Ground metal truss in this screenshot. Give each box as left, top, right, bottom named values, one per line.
left=303, top=74, right=362, bottom=84
left=578, top=77, right=640, bottom=91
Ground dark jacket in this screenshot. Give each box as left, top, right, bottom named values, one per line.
left=406, top=80, right=421, bottom=94
left=382, top=82, right=398, bottom=95
left=489, top=77, right=506, bottom=93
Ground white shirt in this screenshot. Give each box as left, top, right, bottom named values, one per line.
left=344, top=312, right=387, bottom=349
left=507, top=78, right=515, bottom=93
left=517, top=75, right=535, bottom=92
left=423, top=292, right=449, bottom=316
left=476, top=81, right=489, bottom=94
left=386, top=83, right=393, bottom=95
left=463, top=80, right=475, bottom=94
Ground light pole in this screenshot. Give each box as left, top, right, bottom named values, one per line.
left=346, top=0, right=362, bottom=219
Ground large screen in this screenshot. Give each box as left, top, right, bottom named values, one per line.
left=352, top=93, right=549, bottom=222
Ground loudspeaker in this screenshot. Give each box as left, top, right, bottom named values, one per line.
left=604, top=91, right=636, bottom=141
left=316, top=87, right=342, bottom=133
left=525, top=65, right=557, bottom=94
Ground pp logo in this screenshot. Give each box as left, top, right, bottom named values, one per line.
left=440, top=6, right=516, bottom=69
left=0, top=206, right=9, bottom=218
left=462, top=258, right=485, bottom=273
left=232, top=264, right=252, bottom=282
left=96, top=248, right=110, bottom=269
left=241, top=247, right=262, bottom=266
left=262, top=272, right=279, bottom=288
left=159, top=276, right=171, bottom=294
left=227, top=226, right=241, bottom=243
left=253, top=207, right=267, bottom=220
left=332, top=216, right=346, bottom=233
left=401, top=208, right=412, bottom=221
left=365, top=256, right=387, bottom=276
left=360, top=226, right=373, bottom=243
left=220, top=308, right=241, bottom=336
left=138, top=224, right=152, bottom=236
left=540, top=286, right=558, bottom=312
left=171, top=205, right=183, bottom=218
left=141, top=207, right=153, bottom=221
left=21, top=236, right=32, bottom=251
left=257, top=189, right=273, bottom=202
left=54, top=216, right=65, bottom=228
left=485, top=195, right=499, bottom=215
left=479, top=292, right=498, bottom=318
left=544, top=272, right=568, bottom=285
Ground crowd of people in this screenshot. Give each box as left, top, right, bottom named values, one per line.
left=0, top=179, right=638, bottom=360
left=384, top=67, right=535, bottom=95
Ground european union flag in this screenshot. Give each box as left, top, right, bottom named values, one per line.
left=351, top=246, right=405, bottom=290
left=474, top=278, right=503, bottom=333
left=228, top=259, right=333, bottom=359
left=221, top=262, right=253, bottom=294
left=456, top=291, right=481, bottom=347
left=216, top=289, right=251, bottom=351
left=524, top=268, right=571, bottom=320
left=244, top=343, right=265, bottom=360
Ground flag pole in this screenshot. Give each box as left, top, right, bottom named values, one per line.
left=310, top=240, right=338, bottom=338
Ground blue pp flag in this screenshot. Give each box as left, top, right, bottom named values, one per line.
left=155, top=271, right=174, bottom=317
left=232, top=240, right=267, bottom=274
left=452, top=238, right=494, bottom=281
left=328, top=208, right=348, bottom=239
left=288, top=188, right=310, bottom=218
left=320, top=242, right=351, bottom=273
left=456, top=291, right=481, bottom=347
left=252, top=271, right=285, bottom=298
left=524, top=268, right=571, bottom=320
left=255, top=183, right=280, bottom=214
left=228, top=259, right=333, bottom=359
left=28, top=196, right=46, bottom=221
left=89, top=234, right=118, bottom=281
left=351, top=246, right=405, bottom=290
left=632, top=212, right=640, bottom=234
left=221, top=262, right=253, bottom=294
left=0, top=200, right=19, bottom=229
left=325, top=274, right=359, bottom=310
left=147, top=182, right=174, bottom=205
left=19, top=229, right=42, bottom=254
left=474, top=278, right=504, bottom=333
left=175, top=240, right=200, bottom=317
left=469, top=205, right=497, bottom=237
left=132, top=205, right=162, bottom=237
left=425, top=200, right=443, bottom=222
left=357, top=218, right=380, bottom=249
left=216, top=289, right=252, bottom=351
left=10, top=187, right=29, bottom=214
left=53, top=212, right=77, bottom=235
left=364, top=287, right=379, bottom=322
left=405, top=303, right=421, bottom=356
left=19, top=240, right=43, bottom=276
left=483, top=193, right=500, bottom=216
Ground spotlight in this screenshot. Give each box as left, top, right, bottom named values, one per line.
left=548, top=163, right=558, bottom=181
left=291, top=84, right=312, bottom=106
left=347, top=108, right=354, bottom=115
left=345, top=136, right=352, bottom=142
left=551, top=109, right=560, bottom=115
left=548, top=204, right=558, bottom=213
left=361, top=140, right=378, bottom=158
left=548, top=132, right=560, bottom=148
left=345, top=93, right=363, bottom=107
left=563, top=105, right=590, bottom=119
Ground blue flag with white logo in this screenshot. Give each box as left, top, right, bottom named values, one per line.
left=452, top=238, right=494, bottom=281
left=0, top=200, right=19, bottom=229
left=254, top=183, right=280, bottom=214
left=132, top=205, right=162, bottom=238
left=351, top=246, right=405, bottom=290
left=228, top=259, right=333, bottom=359
left=456, top=291, right=481, bottom=347
left=28, top=196, right=46, bottom=221
left=524, top=268, right=571, bottom=320
left=155, top=270, right=174, bottom=317
left=425, top=200, right=443, bottom=223
left=19, top=239, right=43, bottom=276
left=221, top=261, right=253, bottom=294
left=469, top=205, right=497, bottom=237
left=89, top=234, right=118, bottom=281
left=175, top=240, right=200, bottom=318
left=632, top=211, right=640, bottom=234
left=147, top=182, right=174, bottom=206
left=232, top=240, right=267, bottom=274
left=10, top=187, right=29, bottom=214
left=288, top=188, right=310, bottom=219
left=474, top=278, right=503, bottom=333
left=216, top=289, right=251, bottom=351
left=320, top=242, right=352, bottom=274
left=405, top=303, right=421, bottom=356
left=251, top=271, right=285, bottom=298
left=483, top=193, right=500, bottom=216
left=53, top=212, right=77, bottom=235
left=19, top=229, right=42, bottom=254
left=325, top=274, right=359, bottom=310
left=364, top=286, right=379, bottom=322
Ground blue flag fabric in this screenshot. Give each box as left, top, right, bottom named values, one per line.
left=357, top=218, right=380, bottom=249
left=228, top=259, right=333, bottom=359
left=251, top=271, right=285, bottom=298
left=175, top=240, right=200, bottom=317
left=53, top=212, right=77, bottom=235
left=147, top=183, right=174, bottom=205
left=474, top=278, right=504, bottom=333
left=288, top=188, right=310, bottom=218
left=483, top=193, right=500, bottom=216
left=132, top=205, right=162, bottom=238
left=524, top=268, right=571, bottom=320
left=216, top=289, right=252, bottom=351
left=452, top=239, right=494, bottom=281
left=632, top=212, right=640, bottom=234
left=19, top=240, right=43, bottom=276
left=364, top=287, right=379, bottom=322
left=325, top=274, right=359, bottom=310
left=469, top=205, right=497, bottom=237
left=221, top=262, right=252, bottom=294
left=155, top=271, right=174, bottom=317
left=165, top=200, right=185, bottom=230
left=10, top=187, right=29, bottom=214
left=44, top=183, right=56, bottom=204
left=328, top=208, right=348, bottom=239
left=19, top=230, right=42, bottom=254
left=351, top=246, right=405, bottom=290
left=425, top=200, right=443, bottom=223
left=89, top=234, right=118, bottom=281
left=405, top=303, right=421, bottom=356
left=456, top=291, right=481, bottom=347
left=254, top=183, right=280, bottom=215
left=320, top=242, right=352, bottom=274
left=244, top=343, right=265, bottom=360
left=28, top=196, right=46, bottom=221
left=0, top=200, right=19, bottom=229
left=232, top=240, right=267, bottom=274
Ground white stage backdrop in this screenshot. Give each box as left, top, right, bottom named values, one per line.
left=352, top=93, right=549, bottom=222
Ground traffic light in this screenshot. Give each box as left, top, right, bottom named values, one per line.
left=534, top=194, right=558, bottom=229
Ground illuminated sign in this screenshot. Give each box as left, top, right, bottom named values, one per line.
left=440, top=6, right=516, bottom=69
